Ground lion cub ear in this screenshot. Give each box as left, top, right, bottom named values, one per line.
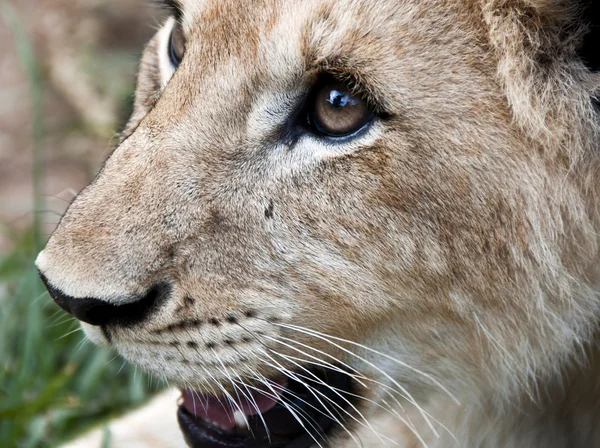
left=523, top=0, right=599, bottom=71
left=484, top=0, right=599, bottom=70
left=482, top=0, right=599, bottom=155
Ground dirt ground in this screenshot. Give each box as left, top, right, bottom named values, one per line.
left=0, top=0, right=163, bottom=252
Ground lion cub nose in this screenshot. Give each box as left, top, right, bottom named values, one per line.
left=39, top=273, right=168, bottom=327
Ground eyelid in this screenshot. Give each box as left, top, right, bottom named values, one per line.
left=306, top=66, right=390, bottom=115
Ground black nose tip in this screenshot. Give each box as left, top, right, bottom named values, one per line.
left=39, top=273, right=168, bottom=327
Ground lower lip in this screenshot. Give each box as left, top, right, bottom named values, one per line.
left=177, top=368, right=354, bottom=447
left=177, top=405, right=318, bottom=448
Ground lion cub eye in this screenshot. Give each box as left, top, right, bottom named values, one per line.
left=307, top=82, right=374, bottom=138
left=169, top=21, right=186, bottom=68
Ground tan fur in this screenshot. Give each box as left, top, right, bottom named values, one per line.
left=38, top=0, right=600, bottom=446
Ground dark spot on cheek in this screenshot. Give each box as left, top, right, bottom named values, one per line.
left=184, top=296, right=195, bottom=306
left=166, top=245, right=176, bottom=259
left=265, top=200, right=274, bottom=219
left=209, top=318, right=220, bottom=327
left=205, top=208, right=230, bottom=234
left=224, top=339, right=235, bottom=346
left=226, top=315, right=238, bottom=324
left=244, top=310, right=256, bottom=319
left=242, top=336, right=252, bottom=343
left=206, top=342, right=216, bottom=349
left=187, top=341, right=198, bottom=348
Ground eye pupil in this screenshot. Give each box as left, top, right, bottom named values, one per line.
left=329, top=91, right=348, bottom=108
left=308, top=82, right=374, bottom=138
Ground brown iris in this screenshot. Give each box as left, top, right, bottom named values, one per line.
left=309, top=82, right=374, bottom=137
left=169, top=21, right=186, bottom=67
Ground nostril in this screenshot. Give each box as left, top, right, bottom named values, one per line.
left=39, top=273, right=169, bottom=327
left=64, top=297, right=120, bottom=326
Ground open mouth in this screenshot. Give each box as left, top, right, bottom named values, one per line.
left=177, top=368, right=356, bottom=448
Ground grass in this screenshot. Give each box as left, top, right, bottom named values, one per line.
left=0, top=4, right=160, bottom=447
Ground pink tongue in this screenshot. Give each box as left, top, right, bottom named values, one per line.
left=182, top=383, right=281, bottom=431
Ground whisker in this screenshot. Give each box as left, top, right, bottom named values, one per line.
left=248, top=375, right=328, bottom=448
left=200, top=364, right=248, bottom=427
left=221, top=342, right=273, bottom=441
left=116, top=359, right=128, bottom=376
left=48, top=314, right=75, bottom=328
left=211, top=351, right=254, bottom=433
left=262, top=334, right=371, bottom=389
left=270, top=322, right=443, bottom=439
left=267, top=347, right=408, bottom=416
left=231, top=322, right=326, bottom=448
left=74, top=336, right=89, bottom=355
left=268, top=347, right=426, bottom=444
left=270, top=348, right=398, bottom=447
left=234, top=321, right=359, bottom=445
left=56, top=325, right=83, bottom=340
left=181, top=327, right=227, bottom=407
left=258, top=352, right=363, bottom=447
left=260, top=333, right=418, bottom=427
left=236, top=320, right=426, bottom=444
left=279, top=322, right=459, bottom=406
left=232, top=372, right=272, bottom=442
left=104, top=352, right=121, bottom=368
left=280, top=360, right=421, bottom=444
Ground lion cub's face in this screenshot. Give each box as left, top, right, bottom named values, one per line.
left=37, top=0, right=600, bottom=446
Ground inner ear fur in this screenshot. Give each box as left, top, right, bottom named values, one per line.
left=525, top=0, right=600, bottom=71
left=485, top=0, right=598, bottom=70
left=482, top=0, right=600, bottom=158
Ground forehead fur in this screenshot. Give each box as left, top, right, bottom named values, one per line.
left=166, top=0, right=598, bottom=158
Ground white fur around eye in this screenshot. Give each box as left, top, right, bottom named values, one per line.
left=264, top=123, right=383, bottom=179
left=157, top=17, right=178, bottom=88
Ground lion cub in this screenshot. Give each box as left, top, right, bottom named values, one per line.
left=44, top=0, right=600, bottom=446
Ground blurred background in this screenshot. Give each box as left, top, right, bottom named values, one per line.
left=0, top=1, right=168, bottom=446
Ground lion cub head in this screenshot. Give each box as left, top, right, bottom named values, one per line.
left=37, top=0, right=600, bottom=446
